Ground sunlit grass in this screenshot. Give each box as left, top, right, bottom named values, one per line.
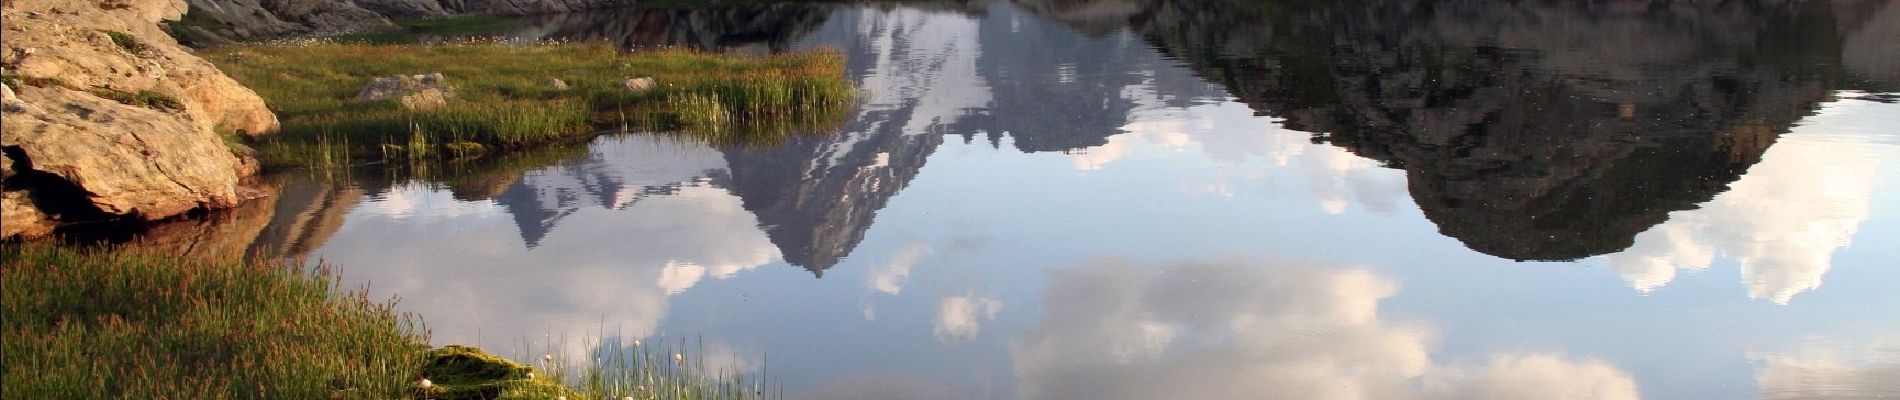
left=0, top=244, right=427, bottom=399
left=205, top=41, right=853, bottom=168
left=1, top=244, right=781, bottom=399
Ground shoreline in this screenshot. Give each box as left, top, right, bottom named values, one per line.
left=1, top=4, right=851, bottom=240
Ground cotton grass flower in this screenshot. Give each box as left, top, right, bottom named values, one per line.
left=525, top=371, right=534, bottom=380
left=673, top=353, right=684, bottom=364
left=417, top=378, right=433, bottom=388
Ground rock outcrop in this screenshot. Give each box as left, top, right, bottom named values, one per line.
left=180, top=0, right=394, bottom=39
left=2, top=0, right=279, bottom=240
left=181, top=0, right=632, bottom=43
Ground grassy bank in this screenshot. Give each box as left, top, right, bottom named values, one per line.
left=205, top=41, right=852, bottom=168
left=0, top=245, right=427, bottom=398
left=1, top=244, right=775, bottom=399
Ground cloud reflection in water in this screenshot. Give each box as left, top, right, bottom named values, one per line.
left=1608, top=96, right=1896, bottom=304
left=1014, top=258, right=1640, bottom=400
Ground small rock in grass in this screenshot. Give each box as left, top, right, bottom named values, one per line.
left=548, top=78, right=569, bottom=91
left=356, top=73, right=451, bottom=101
left=356, top=73, right=452, bottom=110
left=622, top=77, right=655, bottom=92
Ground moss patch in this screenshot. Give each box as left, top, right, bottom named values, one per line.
left=419, top=345, right=583, bottom=400
left=102, top=30, right=150, bottom=54
left=2, top=72, right=183, bottom=112
left=88, top=88, right=184, bottom=111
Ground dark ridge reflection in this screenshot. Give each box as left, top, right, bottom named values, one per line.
left=473, top=0, right=1900, bottom=263
left=1021, top=0, right=1899, bottom=261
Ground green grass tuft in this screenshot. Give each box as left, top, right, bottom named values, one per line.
left=102, top=30, right=150, bottom=54
left=89, top=88, right=185, bottom=111
left=2, top=72, right=182, bottom=111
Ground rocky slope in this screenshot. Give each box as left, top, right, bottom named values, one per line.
left=180, top=0, right=631, bottom=43
left=2, top=0, right=278, bottom=240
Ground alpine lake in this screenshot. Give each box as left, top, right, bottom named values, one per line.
left=124, top=1, right=1900, bottom=399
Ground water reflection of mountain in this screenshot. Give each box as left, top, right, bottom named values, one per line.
left=1062, top=0, right=1897, bottom=261
left=142, top=0, right=1898, bottom=273
left=722, top=120, right=941, bottom=276
left=476, top=137, right=730, bottom=248
left=948, top=1, right=1219, bottom=153
left=716, top=6, right=978, bottom=276
left=717, top=2, right=1230, bottom=275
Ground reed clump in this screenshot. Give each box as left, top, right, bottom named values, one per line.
left=204, top=41, right=853, bottom=169
left=0, top=244, right=428, bottom=399
left=527, top=335, right=774, bottom=400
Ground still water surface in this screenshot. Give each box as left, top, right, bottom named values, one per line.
left=150, top=1, right=1900, bottom=398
